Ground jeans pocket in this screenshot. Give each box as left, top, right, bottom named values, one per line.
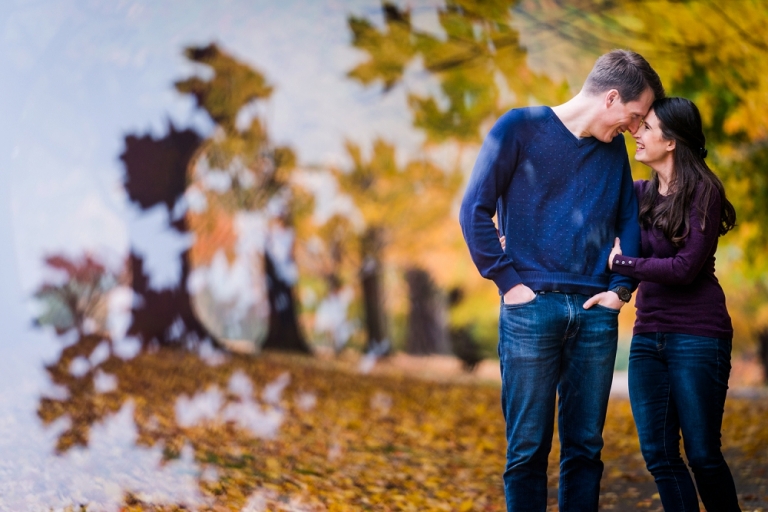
left=593, top=304, right=621, bottom=314
left=501, top=291, right=540, bottom=309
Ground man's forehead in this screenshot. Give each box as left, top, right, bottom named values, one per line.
left=637, top=89, right=655, bottom=113
left=626, top=92, right=654, bottom=116
left=634, top=105, right=652, bottom=116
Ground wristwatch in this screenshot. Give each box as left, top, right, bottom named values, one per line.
left=611, top=286, right=632, bottom=303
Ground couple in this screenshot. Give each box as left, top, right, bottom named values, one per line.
left=460, top=50, right=740, bottom=512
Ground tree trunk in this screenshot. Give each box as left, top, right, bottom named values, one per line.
left=127, top=250, right=213, bottom=348
left=447, top=287, right=483, bottom=372
left=404, top=267, right=450, bottom=355
left=360, top=227, right=389, bottom=354
left=121, top=123, right=216, bottom=349
left=261, top=252, right=311, bottom=353
left=758, top=329, right=768, bottom=384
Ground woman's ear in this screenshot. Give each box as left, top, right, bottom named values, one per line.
left=666, top=139, right=676, bottom=152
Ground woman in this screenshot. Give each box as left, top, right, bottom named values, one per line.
left=609, top=97, right=740, bottom=511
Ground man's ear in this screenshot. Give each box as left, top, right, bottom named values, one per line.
left=605, top=89, right=620, bottom=108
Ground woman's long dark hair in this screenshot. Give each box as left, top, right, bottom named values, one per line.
left=638, top=97, right=736, bottom=245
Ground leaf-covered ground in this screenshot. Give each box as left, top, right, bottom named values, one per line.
left=38, top=337, right=768, bottom=511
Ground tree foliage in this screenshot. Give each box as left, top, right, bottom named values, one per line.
left=348, top=0, right=768, bottom=352
left=176, top=44, right=274, bottom=131
left=348, top=1, right=569, bottom=145
left=33, top=254, right=117, bottom=336
left=324, top=139, right=463, bottom=351
left=177, top=43, right=309, bottom=352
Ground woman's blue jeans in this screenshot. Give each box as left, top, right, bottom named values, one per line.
left=498, top=291, right=619, bottom=512
left=629, top=332, right=741, bottom=512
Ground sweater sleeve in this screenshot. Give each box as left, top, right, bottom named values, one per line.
left=459, top=113, right=521, bottom=294
left=608, top=164, right=641, bottom=292
left=612, top=187, right=720, bottom=285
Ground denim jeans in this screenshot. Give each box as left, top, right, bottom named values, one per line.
left=629, top=332, right=741, bottom=512
left=498, top=291, right=619, bottom=512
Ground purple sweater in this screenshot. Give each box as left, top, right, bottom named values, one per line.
left=612, top=180, right=732, bottom=339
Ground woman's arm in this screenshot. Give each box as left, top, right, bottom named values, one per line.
left=611, top=189, right=721, bottom=285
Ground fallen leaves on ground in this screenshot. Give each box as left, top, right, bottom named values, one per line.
left=37, top=335, right=768, bottom=511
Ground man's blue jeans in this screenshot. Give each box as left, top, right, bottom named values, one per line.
left=498, top=291, right=619, bottom=512
left=629, top=332, right=741, bottom=512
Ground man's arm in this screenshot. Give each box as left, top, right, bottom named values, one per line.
left=583, top=160, right=640, bottom=310
left=459, top=114, right=521, bottom=295
left=608, top=161, right=641, bottom=292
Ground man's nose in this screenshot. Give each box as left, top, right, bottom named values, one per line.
left=628, top=118, right=642, bottom=135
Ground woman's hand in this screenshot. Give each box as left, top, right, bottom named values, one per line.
left=499, top=235, right=506, bottom=250
left=608, top=237, right=622, bottom=270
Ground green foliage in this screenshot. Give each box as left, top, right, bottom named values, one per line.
left=177, top=44, right=296, bottom=216
left=347, top=5, right=416, bottom=91
left=333, top=138, right=462, bottom=256
left=348, top=1, right=569, bottom=145
left=175, top=44, right=273, bottom=130
left=177, top=44, right=300, bottom=268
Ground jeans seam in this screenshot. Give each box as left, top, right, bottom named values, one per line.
left=561, top=432, right=568, bottom=511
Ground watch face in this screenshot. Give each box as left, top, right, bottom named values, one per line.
left=613, top=287, right=631, bottom=302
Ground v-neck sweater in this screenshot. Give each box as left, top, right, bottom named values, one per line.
left=460, top=106, right=640, bottom=296
left=612, top=180, right=733, bottom=339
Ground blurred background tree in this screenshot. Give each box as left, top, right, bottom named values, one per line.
left=176, top=44, right=310, bottom=353
left=120, top=124, right=212, bottom=348
left=328, top=139, right=463, bottom=355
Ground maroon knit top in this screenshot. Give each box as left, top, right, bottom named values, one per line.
left=612, top=180, right=733, bottom=339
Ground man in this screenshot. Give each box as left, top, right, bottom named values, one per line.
left=459, top=50, right=664, bottom=512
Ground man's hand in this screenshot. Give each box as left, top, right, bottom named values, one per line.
left=583, top=291, right=624, bottom=310
left=608, top=237, right=622, bottom=270
left=503, top=283, right=536, bottom=305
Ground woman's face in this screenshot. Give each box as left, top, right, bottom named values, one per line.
left=633, top=109, right=675, bottom=168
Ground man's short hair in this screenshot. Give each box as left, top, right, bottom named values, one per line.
left=583, top=50, right=665, bottom=103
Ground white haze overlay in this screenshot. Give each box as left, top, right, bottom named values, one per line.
left=174, top=371, right=292, bottom=439
left=186, top=209, right=272, bottom=344
left=314, top=286, right=356, bottom=351
left=0, top=2, right=600, bottom=510
left=0, top=0, right=458, bottom=364
left=0, top=400, right=204, bottom=511
left=128, top=204, right=195, bottom=291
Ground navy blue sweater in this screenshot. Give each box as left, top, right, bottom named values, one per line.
left=460, top=106, right=640, bottom=296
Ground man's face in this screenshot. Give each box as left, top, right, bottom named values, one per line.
left=596, top=87, right=655, bottom=142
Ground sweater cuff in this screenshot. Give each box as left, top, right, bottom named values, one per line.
left=612, top=254, right=636, bottom=275
left=493, top=271, right=522, bottom=296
